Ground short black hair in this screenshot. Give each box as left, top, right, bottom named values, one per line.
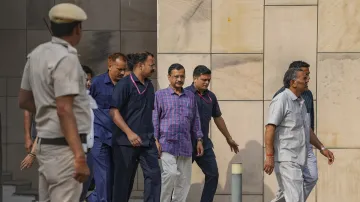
left=288, top=61, right=310, bottom=70
left=168, top=63, right=185, bottom=75
left=127, top=51, right=154, bottom=71
left=283, top=68, right=303, bottom=88
left=82, top=65, right=94, bottom=77
left=50, top=21, right=81, bottom=37
left=193, top=65, right=211, bottom=77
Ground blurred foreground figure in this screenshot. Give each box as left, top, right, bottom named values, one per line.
left=18, top=3, right=90, bottom=201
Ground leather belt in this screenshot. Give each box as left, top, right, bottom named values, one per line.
left=39, top=134, right=87, bottom=146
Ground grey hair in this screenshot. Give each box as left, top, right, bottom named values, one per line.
left=283, top=68, right=303, bottom=88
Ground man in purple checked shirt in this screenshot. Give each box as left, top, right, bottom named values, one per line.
left=153, top=63, right=204, bottom=202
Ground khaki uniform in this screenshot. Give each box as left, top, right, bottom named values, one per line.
left=20, top=36, right=91, bottom=201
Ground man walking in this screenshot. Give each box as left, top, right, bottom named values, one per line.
left=264, top=67, right=310, bottom=202
left=110, top=52, right=161, bottom=202
left=271, top=61, right=334, bottom=201
left=82, top=53, right=128, bottom=202
left=185, top=65, right=239, bottom=202
left=18, top=3, right=90, bottom=201
left=153, top=63, right=204, bottom=202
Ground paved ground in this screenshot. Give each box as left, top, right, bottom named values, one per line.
left=3, top=186, right=142, bottom=202
left=3, top=186, right=35, bottom=202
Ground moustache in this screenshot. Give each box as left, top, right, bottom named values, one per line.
left=176, top=82, right=183, bottom=85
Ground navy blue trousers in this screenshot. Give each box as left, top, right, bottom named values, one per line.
left=193, top=148, right=219, bottom=202
left=112, top=141, right=161, bottom=202
left=81, top=139, right=114, bottom=202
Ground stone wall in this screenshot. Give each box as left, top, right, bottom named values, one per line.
left=0, top=0, right=157, bottom=190
left=158, top=0, right=360, bottom=201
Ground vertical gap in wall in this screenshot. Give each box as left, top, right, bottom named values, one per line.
left=262, top=0, right=265, bottom=201
left=209, top=0, right=213, bottom=141
left=4, top=79, right=7, bottom=172
left=315, top=0, right=319, bottom=201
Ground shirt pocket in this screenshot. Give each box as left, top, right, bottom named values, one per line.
left=288, top=110, right=303, bottom=129
left=179, top=99, right=193, bottom=120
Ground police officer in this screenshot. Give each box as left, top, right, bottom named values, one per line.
left=18, top=3, right=90, bottom=201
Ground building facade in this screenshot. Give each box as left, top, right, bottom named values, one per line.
left=0, top=0, right=359, bottom=201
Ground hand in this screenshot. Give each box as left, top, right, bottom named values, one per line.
left=73, top=157, right=90, bottom=183
left=24, top=138, right=33, bottom=153
left=196, top=141, right=204, bottom=156
left=155, top=139, right=162, bottom=158
left=226, top=137, right=239, bottom=153
left=264, top=156, right=275, bottom=175
left=20, top=154, right=35, bottom=170
left=127, top=132, right=142, bottom=147
left=320, top=148, right=335, bottom=165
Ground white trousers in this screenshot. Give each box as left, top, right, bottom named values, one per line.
left=271, top=148, right=318, bottom=202
left=272, top=161, right=305, bottom=202
left=160, top=152, right=192, bottom=202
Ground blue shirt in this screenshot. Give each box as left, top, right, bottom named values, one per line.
left=185, top=84, right=222, bottom=150
left=89, top=73, right=115, bottom=146
left=110, top=73, right=155, bottom=146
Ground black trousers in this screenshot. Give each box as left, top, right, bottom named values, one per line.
left=112, top=141, right=161, bottom=202
left=193, top=148, right=219, bottom=202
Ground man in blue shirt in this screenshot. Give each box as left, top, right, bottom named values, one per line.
left=185, top=65, right=239, bottom=202
left=110, top=52, right=161, bottom=202
left=83, top=53, right=128, bottom=202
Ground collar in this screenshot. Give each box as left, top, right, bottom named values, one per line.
left=285, top=88, right=303, bottom=102
left=131, top=72, right=149, bottom=84
left=166, top=86, right=185, bottom=96
left=189, top=83, right=209, bottom=95
left=103, top=72, right=112, bottom=84
left=51, top=37, right=78, bottom=54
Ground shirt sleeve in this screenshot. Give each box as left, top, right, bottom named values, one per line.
left=20, top=60, right=32, bottom=91
left=266, top=97, right=286, bottom=126
left=192, top=98, right=203, bottom=139
left=152, top=92, right=161, bottom=140
left=52, top=55, right=81, bottom=97
left=211, top=93, right=222, bottom=118
left=110, top=80, right=129, bottom=110
left=89, top=79, right=98, bottom=99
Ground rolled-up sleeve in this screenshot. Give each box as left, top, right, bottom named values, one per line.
left=152, top=92, right=161, bottom=140
left=267, top=98, right=285, bottom=126
left=192, top=99, right=203, bottom=139
left=53, top=55, right=81, bottom=97
left=20, top=60, right=32, bottom=91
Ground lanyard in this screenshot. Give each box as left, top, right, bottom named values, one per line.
left=197, top=91, right=212, bottom=104
left=130, top=74, right=148, bottom=95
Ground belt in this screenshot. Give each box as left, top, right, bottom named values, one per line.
left=39, top=134, right=87, bottom=146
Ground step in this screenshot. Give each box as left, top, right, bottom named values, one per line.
left=3, top=185, right=35, bottom=202
left=3, top=180, right=32, bottom=192
left=14, top=188, right=39, bottom=200
left=130, top=190, right=144, bottom=199
left=2, top=171, right=13, bottom=182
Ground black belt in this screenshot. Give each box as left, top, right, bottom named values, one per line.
left=39, top=134, right=87, bottom=146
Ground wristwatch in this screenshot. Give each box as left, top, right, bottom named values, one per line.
left=320, top=146, right=326, bottom=151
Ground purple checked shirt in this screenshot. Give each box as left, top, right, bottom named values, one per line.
left=153, top=87, right=203, bottom=157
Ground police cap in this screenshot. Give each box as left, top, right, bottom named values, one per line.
left=49, top=3, right=87, bottom=24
